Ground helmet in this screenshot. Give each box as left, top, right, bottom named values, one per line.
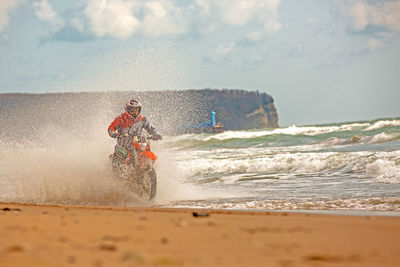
left=125, top=99, right=141, bottom=118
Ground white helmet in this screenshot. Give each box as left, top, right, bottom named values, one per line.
left=125, top=99, right=141, bottom=117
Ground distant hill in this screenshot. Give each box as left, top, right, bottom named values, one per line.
left=0, top=89, right=278, bottom=141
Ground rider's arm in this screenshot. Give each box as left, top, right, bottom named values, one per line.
left=108, top=116, right=122, bottom=138
left=143, top=118, right=156, bottom=135
left=143, top=118, right=161, bottom=139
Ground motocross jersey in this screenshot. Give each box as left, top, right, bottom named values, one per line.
left=108, top=112, right=157, bottom=151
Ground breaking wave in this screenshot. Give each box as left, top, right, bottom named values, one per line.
left=368, top=132, right=400, bottom=144
left=174, top=122, right=372, bottom=141
left=364, top=158, right=400, bottom=184
left=364, top=120, right=400, bottom=131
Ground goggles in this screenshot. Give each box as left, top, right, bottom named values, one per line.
left=127, top=106, right=140, bottom=113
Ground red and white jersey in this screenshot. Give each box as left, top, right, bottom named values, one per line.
left=108, top=112, right=156, bottom=150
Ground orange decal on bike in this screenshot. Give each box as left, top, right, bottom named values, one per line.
left=133, top=143, right=141, bottom=150
left=142, top=151, right=157, bottom=161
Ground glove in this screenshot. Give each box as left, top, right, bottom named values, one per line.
left=111, top=132, right=120, bottom=138
left=153, top=134, right=162, bottom=140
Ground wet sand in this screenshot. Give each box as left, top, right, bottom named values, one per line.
left=1, top=203, right=399, bottom=267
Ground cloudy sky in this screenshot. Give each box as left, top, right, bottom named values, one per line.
left=0, top=0, right=399, bottom=126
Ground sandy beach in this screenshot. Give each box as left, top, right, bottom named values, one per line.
left=0, top=203, right=399, bottom=267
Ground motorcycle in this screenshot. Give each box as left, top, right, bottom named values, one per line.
left=110, top=133, right=158, bottom=201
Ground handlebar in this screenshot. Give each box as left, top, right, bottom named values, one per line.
left=117, top=134, right=159, bottom=142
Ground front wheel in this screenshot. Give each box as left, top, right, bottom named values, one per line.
left=140, top=168, right=157, bottom=201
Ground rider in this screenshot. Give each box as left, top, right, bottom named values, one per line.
left=108, top=99, right=162, bottom=160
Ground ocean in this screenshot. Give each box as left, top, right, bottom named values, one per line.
left=157, top=118, right=400, bottom=214
left=1, top=117, right=400, bottom=215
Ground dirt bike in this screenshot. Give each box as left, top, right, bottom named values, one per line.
left=110, top=133, right=158, bottom=201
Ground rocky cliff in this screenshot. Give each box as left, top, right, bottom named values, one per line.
left=196, top=89, right=279, bottom=130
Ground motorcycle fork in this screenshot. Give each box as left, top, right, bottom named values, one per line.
left=126, top=152, right=131, bottom=166
left=128, top=149, right=144, bottom=183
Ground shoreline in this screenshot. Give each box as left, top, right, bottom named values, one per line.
left=2, top=201, right=400, bottom=217
left=1, top=202, right=400, bottom=266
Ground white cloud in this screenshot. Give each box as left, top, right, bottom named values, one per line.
left=196, top=0, right=282, bottom=45
left=195, top=0, right=281, bottom=27
left=141, top=1, right=186, bottom=37
left=219, top=1, right=271, bottom=26
left=347, top=0, right=400, bottom=31
left=264, top=19, right=282, bottom=34
left=246, top=30, right=264, bottom=42
left=245, top=19, right=282, bottom=43
left=207, top=42, right=237, bottom=62
left=203, top=1, right=283, bottom=62
left=0, top=0, right=25, bottom=34
left=367, top=38, right=384, bottom=51
left=33, top=0, right=65, bottom=32
left=79, top=0, right=282, bottom=40
left=84, top=0, right=189, bottom=39
left=85, top=0, right=140, bottom=39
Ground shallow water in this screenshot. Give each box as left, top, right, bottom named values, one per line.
left=1, top=117, right=400, bottom=214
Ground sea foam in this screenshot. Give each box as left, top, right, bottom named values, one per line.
left=365, top=159, right=400, bottom=184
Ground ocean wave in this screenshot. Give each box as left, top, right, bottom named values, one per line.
left=163, top=118, right=400, bottom=150
left=175, top=150, right=400, bottom=184
left=319, top=132, right=400, bottom=146
left=363, top=120, right=400, bottom=131
left=166, top=122, right=371, bottom=143
left=367, top=132, right=400, bottom=144
left=176, top=151, right=358, bottom=177
left=204, top=122, right=370, bottom=140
